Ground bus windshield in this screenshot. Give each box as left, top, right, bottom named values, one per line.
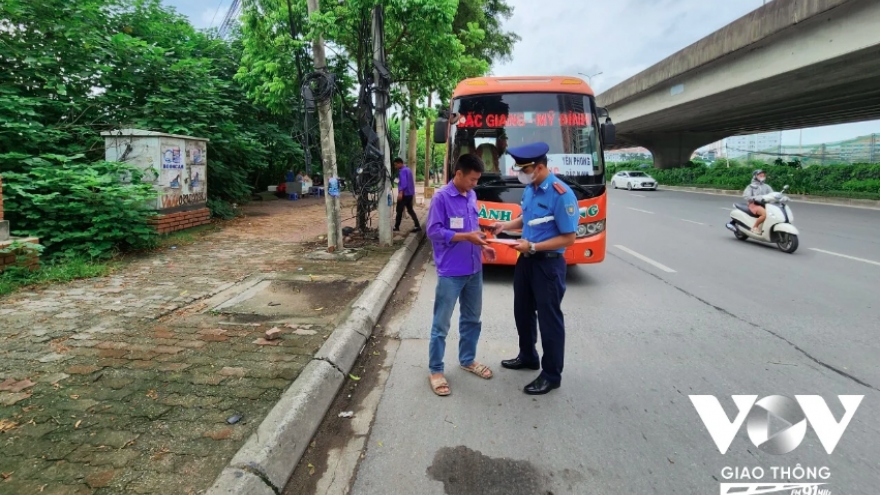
left=448, top=92, right=604, bottom=187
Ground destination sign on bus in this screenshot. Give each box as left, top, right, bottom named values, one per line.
left=456, top=111, right=592, bottom=129
left=501, top=153, right=595, bottom=176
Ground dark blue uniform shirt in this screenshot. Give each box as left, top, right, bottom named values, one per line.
left=520, top=174, right=579, bottom=253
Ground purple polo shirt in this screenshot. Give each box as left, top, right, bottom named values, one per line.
left=398, top=165, right=415, bottom=197
left=426, top=182, right=482, bottom=277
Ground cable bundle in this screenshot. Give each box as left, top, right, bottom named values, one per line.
left=301, top=70, right=337, bottom=110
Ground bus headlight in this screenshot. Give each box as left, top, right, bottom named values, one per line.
left=577, top=220, right=605, bottom=238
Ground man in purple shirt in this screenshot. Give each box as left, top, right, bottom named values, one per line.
left=425, top=154, right=497, bottom=396
left=393, top=157, right=421, bottom=232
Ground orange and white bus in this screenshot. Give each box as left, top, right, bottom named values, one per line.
left=433, top=76, right=616, bottom=266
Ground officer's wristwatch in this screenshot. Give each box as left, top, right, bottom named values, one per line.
left=528, top=242, right=537, bottom=254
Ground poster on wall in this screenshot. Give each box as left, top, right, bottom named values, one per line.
left=159, top=138, right=187, bottom=210
left=186, top=141, right=207, bottom=195
left=161, top=138, right=185, bottom=189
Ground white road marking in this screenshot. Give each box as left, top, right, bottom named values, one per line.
left=719, top=206, right=734, bottom=211
left=632, top=194, right=647, bottom=198
left=627, top=207, right=654, bottom=214
left=680, top=219, right=706, bottom=226
left=809, top=248, right=880, bottom=267
left=614, top=245, right=677, bottom=273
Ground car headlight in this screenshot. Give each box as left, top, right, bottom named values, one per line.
left=577, top=220, right=605, bottom=237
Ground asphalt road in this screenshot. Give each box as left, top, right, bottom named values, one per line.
left=348, top=189, right=880, bottom=494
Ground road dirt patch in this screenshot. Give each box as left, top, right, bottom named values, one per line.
left=217, top=279, right=369, bottom=320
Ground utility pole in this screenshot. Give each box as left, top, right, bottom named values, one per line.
left=306, top=0, right=343, bottom=252
left=372, top=4, right=392, bottom=246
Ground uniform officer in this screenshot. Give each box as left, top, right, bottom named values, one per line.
left=489, top=142, right=578, bottom=395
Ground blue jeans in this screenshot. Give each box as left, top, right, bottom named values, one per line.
left=429, top=271, right=483, bottom=374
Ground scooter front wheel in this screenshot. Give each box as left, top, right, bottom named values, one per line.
left=777, top=233, right=799, bottom=253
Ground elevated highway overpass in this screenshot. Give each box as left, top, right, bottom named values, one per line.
left=595, top=0, right=880, bottom=168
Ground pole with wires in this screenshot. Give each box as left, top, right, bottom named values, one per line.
left=372, top=3, right=393, bottom=246
left=305, top=0, right=343, bottom=252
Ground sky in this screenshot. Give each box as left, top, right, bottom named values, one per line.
left=164, top=0, right=880, bottom=146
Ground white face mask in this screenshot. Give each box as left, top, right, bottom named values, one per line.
left=517, top=170, right=534, bottom=185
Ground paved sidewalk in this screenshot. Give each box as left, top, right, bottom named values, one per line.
left=0, top=196, right=426, bottom=494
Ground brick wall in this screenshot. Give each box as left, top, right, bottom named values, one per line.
left=147, top=207, right=211, bottom=234
left=0, top=239, right=40, bottom=272
left=0, top=238, right=40, bottom=272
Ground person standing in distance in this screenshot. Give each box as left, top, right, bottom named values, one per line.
left=394, top=157, right=422, bottom=232
left=489, top=142, right=578, bottom=395
left=425, top=154, right=497, bottom=396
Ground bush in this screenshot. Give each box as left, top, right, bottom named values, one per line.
left=606, top=161, right=880, bottom=200
left=3, top=155, right=158, bottom=260
left=207, top=198, right=240, bottom=220
left=840, top=178, right=880, bottom=193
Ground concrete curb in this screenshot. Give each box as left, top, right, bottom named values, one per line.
left=658, top=185, right=880, bottom=209
left=204, top=227, right=426, bottom=495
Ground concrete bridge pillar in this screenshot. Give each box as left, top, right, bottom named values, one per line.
left=629, top=132, right=727, bottom=169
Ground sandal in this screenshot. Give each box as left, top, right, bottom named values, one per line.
left=429, top=375, right=450, bottom=396
left=460, top=362, right=493, bottom=379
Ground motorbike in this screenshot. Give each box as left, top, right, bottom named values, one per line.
left=726, top=185, right=800, bottom=253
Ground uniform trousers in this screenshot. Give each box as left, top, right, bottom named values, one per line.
left=513, top=253, right=567, bottom=384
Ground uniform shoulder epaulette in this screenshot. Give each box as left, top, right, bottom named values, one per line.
left=552, top=182, right=567, bottom=195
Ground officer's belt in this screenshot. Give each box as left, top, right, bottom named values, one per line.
left=521, top=251, right=562, bottom=259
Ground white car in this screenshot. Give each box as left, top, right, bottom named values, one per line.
left=611, top=171, right=657, bottom=191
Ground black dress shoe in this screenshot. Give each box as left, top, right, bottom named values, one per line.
left=524, top=376, right=560, bottom=395
left=501, top=357, right=540, bottom=370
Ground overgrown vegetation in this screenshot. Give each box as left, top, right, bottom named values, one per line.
left=0, top=0, right=304, bottom=258
left=606, top=161, right=880, bottom=200
left=2, top=156, right=158, bottom=259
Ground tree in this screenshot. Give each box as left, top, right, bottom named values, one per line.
left=453, top=0, right=520, bottom=67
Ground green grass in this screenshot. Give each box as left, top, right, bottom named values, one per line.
left=153, top=224, right=220, bottom=250
left=0, top=219, right=226, bottom=297
left=0, top=257, right=116, bottom=297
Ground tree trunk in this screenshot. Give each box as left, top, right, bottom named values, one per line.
left=424, top=93, right=432, bottom=189
left=306, top=0, right=343, bottom=252
left=407, top=91, right=417, bottom=172
left=398, top=86, right=407, bottom=159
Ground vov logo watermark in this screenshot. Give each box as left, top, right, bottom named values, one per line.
left=689, top=395, right=864, bottom=495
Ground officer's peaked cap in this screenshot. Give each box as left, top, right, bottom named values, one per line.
left=508, top=142, right=550, bottom=170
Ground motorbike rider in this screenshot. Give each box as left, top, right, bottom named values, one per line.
left=743, top=169, right=774, bottom=234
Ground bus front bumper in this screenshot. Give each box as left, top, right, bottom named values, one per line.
left=484, top=232, right=606, bottom=266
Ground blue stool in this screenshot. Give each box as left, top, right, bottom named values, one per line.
left=288, top=193, right=299, bottom=200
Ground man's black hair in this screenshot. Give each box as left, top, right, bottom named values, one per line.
left=393, top=157, right=404, bottom=164
left=455, top=153, right=484, bottom=175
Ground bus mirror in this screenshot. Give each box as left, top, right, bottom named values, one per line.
left=602, top=119, right=616, bottom=146
left=597, top=107, right=609, bottom=118
left=434, top=118, right=448, bottom=144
